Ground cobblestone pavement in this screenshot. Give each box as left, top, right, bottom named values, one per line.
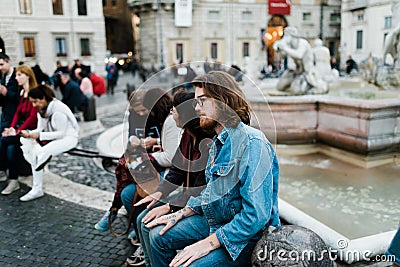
left=0, top=72, right=142, bottom=267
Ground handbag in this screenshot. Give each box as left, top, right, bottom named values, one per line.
left=130, top=159, right=160, bottom=198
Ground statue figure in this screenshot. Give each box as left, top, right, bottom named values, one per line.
left=360, top=53, right=378, bottom=83
left=312, top=38, right=339, bottom=82
left=273, top=27, right=328, bottom=95
left=383, top=24, right=400, bottom=68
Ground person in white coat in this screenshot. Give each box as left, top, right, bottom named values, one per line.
left=19, top=85, right=79, bottom=201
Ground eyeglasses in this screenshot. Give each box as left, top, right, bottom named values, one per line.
left=192, top=96, right=208, bottom=108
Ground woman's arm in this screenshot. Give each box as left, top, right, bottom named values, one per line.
left=39, top=112, right=68, bottom=140
left=151, top=116, right=181, bottom=167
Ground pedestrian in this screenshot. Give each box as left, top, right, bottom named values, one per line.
left=146, top=71, right=281, bottom=267
left=74, top=67, right=94, bottom=98
left=106, top=61, right=118, bottom=95
left=70, top=57, right=90, bottom=83
left=128, top=89, right=212, bottom=267
left=0, top=53, right=20, bottom=134
left=0, top=64, right=38, bottom=195
left=56, top=70, right=88, bottom=117
left=0, top=53, right=20, bottom=181
left=19, top=84, right=79, bottom=201
left=346, top=55, right=357, bottom=74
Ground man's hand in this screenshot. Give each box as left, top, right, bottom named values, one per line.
left=134, top=191, right=162, bottom=209
left=145, top=207, right=195, bottom=235
left=142, top=203, right=170, bottom=224
left=169, top=234, right=220, bottom=267
left=0, top=85, right=7, bottom=96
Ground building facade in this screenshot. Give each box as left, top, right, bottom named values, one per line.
left=340, top=0, right=393, bottom=66
left=0, top=0, right=107, bottom=74
left=103, top=0, right=135, bottom=54
left=128, top=0, right=341, bottom=76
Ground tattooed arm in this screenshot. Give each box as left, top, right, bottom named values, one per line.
left=145, top=207, right=195, bottom=235
left=169, top=233, right=221, bottom=267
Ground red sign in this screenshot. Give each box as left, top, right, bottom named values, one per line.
left=268, top=0, right=291, bottom=15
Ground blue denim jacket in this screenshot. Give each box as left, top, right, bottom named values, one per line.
left=187, top=122, right=280, bottom=260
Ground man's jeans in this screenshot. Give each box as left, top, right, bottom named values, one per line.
left=137, top=202, right=164, bottom=267
left=149, top=214, right=255, bottom=267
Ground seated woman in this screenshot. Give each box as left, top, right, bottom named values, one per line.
left=126, top=89, right=213, bottom=267
left=19, top=84, right=80, bottom=201
left=1, top=64, right=38, bottom=195
left=94, top=88, right=181, bottom=240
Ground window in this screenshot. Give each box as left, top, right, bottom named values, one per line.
left=80, top=38, right=91, bottom=56
left=357, top=13, right=364, bottom=21
left=19, top=0, right=32, bottom=15
left=330, top=13, right=340, bottom=22
left=211, top=43, right=218, bottom=59
left=102, top=0, right=106, bottom=6
left=176, top=43, right=183, bottom=62
left=52, top=0, right=63, bottom=15
left=208, top=10, right=220, bottom=21
left=384, top=16, right=392, bottom=29
left=112, top=0, right=117, bottom=6
left=241, top=10, right=252, bottom=21
left=303, top=12, right=311, bottom=21
left=243, top=42, right=249, bottom=57
left=77, top=0, right=87, bottom=15
left=356, top=30, right=363, bottom=49
left=55, top=37, right=67, bottom=57
left=23, top=37, right=36, bottom=57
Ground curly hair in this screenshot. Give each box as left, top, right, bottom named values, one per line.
left=192, top=71, right=250, bottom=127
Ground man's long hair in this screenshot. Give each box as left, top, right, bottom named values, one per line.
left=192, top=71, right=250, bottom=128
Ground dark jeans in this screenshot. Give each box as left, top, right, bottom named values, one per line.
left=0, top=135, right=22, bottom=180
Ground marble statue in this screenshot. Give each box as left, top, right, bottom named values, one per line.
left=273, top=27, right=328, bottom=95
left=383, top=24, right=400, bottom=67
left=313, top=38, right=339, bottom=82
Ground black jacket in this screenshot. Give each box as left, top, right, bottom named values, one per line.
left=0, top=69, right=20, bottom=127
left=61, top=80, right=87, bottom=112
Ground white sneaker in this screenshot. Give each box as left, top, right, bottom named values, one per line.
left=20, top=189, right=44, bottom=201
left=0, top=171, right=7, bottom=182
left=1, top=180, right=20, bottom=195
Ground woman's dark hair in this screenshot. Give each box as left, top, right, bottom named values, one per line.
left=79, top=68, right=91, bottom=79
left=192, top=71, right=250, bottom=127
left=142, top=87, right=172, bottom=125
left=173, top=89, right=200, bottom=135
left=28, top=84, right=55, bottom=102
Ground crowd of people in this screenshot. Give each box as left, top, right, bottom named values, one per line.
left=0, top=51, right=398, bottom=267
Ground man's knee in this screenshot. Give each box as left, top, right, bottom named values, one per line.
left=149, top=226, right=166, bottom=249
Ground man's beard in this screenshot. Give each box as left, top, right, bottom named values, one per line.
left=200, top=117, right=218, bottom=135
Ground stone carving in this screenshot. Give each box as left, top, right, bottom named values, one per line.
left=273, top=27, right=328, bottom=95
left=251, top=225, right=335, bottom=266
left=383, top=25, right=400, bottom=68
left=312, top=38, right=339, bottom=83
left=359, top=53, right=379, bottom=83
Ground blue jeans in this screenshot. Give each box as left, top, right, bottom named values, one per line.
left=121, top=183, right=146, bottom=239
left=149, top=214, right=255, bottom=267
left=0, top=136, right=21, bottom=180
left=385, top=225, right=400, bottom=265
left=137, top=202, right=164, bottom=267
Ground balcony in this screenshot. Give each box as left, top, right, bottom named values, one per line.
left=343, top=0, right=367, bottom=11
